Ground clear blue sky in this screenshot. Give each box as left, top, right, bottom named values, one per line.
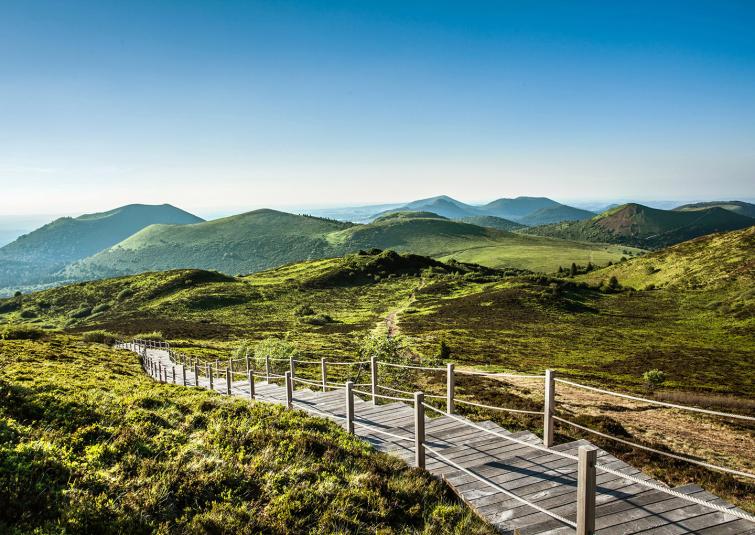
left=1, top=0, right=754, bottom=215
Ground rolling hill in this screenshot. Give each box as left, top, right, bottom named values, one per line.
left=479, top=196, right=560, bottom=220
left=374, top=195, right=480, bottom=219
left=62, top=209, right=644, bottom=279
left=523, top=203, right=754, bottom=249
left=519, top=204, right=595, bottom=226
left=458, top=215, right=526, bottom=231
left=673, top=200, right=755, bottom=219
left=0, top=204, right=203, bottom=290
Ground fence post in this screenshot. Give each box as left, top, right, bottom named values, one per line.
left=248, top=370, right=255, bottom=400
left=447, top=363, right=455, bottom=414
left=265, top=355, right=271, bottom=383
left=370, top=356, right=378, bottom=404
left=285, top=371, right=293, bottom=409
left=172, top=366, right=176, bottom=384
left=289, top=356, right=296, bottom=379
left=544, top=369, right=555, bottom=448
left=226, top=368, right=231, bottom=395
left=208, top=364, right=213, bottom=390
left=577, top=446, right=597, bottom=535
left=414, top=392, right=425, bottom=469
left=194, top=363, right=199, bottom=387
left=346, top=380, right=354, bottom=433
left=245, top=350, right=250, bottom=375
left=182, top=365, right=187, bottom=386
left=321, top=358, right=327, bottom=392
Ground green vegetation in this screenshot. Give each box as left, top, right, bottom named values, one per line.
left=457, top=215, right=525, bottom=231
left=524, top=203, right=754, bottom=249
left=673, top=200, right=755, bottom=219
left=0, top=204, right=203, bottom=291
left=519, top=204, right=595, bottom=226
left=0, top=335, right=492, bottom=534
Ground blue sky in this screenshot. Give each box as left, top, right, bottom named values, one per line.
left=1, top=0, right=754, bottom=215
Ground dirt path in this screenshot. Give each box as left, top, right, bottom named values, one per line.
left=373, top=278, right=426, bottom=338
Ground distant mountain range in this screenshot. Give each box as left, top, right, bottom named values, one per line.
left=1, top=197, right=752, bottom=295
left=375, top=195, right=596, bottom=225
left=524, top=202, right=754, bottom=249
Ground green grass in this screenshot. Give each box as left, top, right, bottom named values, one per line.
left=0, top=334, right=493, bottom=534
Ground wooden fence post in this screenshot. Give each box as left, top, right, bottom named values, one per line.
left=208, top=364, right=213, bottom=390
left=226, top=368, right=231, bottom=395
left=544, top=370, right=555, bottom=448
left=577, top=446, right=597, bottom=535
left=370, top=356, right=378, bottom=404
left=285, top=371, right=293, bottom=409
left=248, top=370, right=255, bottom=400
left=265, top=355, right=271, bottom=383
left=321, top=358, right=327, bottom=392
left=346, top=381, right=354, bottom=434
left=245, top=350, right=250, bottom=376
left=447, top=363, right=455, bottom=414
left=414, top=392, right=425, bottom=469
left=172, top=365, right=176, bottom=384
left=182, top=365, right=187, bottom=386
left=194, top=363, right=199, bottom=387
left=289, top=356, right=295, bottom=379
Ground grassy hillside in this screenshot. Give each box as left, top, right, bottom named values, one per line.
left=458, top=215, right=526, bottom=231
left=519, top=205, right=595, bottom=226
left=0, top=204, right=203, bottom=291
left=479, top=196, right=560, bottom=220
left=64, top=210, right=641, bottom=280
left=0, top=334, right=491, bottom=534
left=524, top=203, right=754, bottom=249
left=375, top=196, right=480, bottom=220
left=674, top=200, right=755, bottom=219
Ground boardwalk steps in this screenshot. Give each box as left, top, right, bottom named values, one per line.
left=131, top=345, right=755, bottom=534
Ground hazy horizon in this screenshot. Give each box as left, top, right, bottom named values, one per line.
left=2, top=1, right=754, bottom=215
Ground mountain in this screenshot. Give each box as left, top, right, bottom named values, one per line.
left=480, top=196, right=560, bottom=220
left=519, top=205, right=595, bottom=226
left=458, top=215, right=526, bottom=231
left=673, top=200, right=755, bottom=219
left=375, top=196, right=480, bottom=220
left=63, top=209, right=642, bottom=279
left=0, top=204, right=203, bottom=289
left=523, top=203, right=754, bottom=249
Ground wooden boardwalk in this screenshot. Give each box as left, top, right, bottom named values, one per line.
left=135, top=346, right=755, bottom=534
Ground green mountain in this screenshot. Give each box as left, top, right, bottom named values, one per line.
left=458, top=215, right=525, bottom=231
left=375, top=196, right=480, bottom=219
left=0, top=204, right=203, bottom=289
left=523, top=203, right=754, bottom=249
left=63, top=209, right=642, bottom=280
left=673, top=200, right=755, bottom=219
left=519, top=205, right=595, bottom=226
left=479, top=196, right=560, bottom=220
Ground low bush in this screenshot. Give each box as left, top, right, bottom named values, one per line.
left=301, top=313, right=334, bottom=325
left=19, top=309, right=38, bottom=319
left=81, top=330, right=118, bottom=345
left=133, top=331, right=164, bottom=341
left=294, top=304, right=316, bottom=316
left=116, top=288, right=134, bottom=301
left=91, top=303, right=111, bottom=314
left=2, top=325, right=45, bottom=340
left=69, top=306, right=92, bottom=319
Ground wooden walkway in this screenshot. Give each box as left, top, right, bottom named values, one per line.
left=135, top=346, right=755, bottom=535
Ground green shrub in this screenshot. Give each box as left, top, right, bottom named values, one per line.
left=2, top=325, right=45, bottom=340
left=92, top=303, right=111, bottom=314
left=69, top=306, right=92, bottom=319
left=437, top=340, right=451, bottom=360
left=81, top=330, right=118, bottom=345
left=301, top=313, right=334, bottom=325
left=116, top=288, right=134, bottom=301
left=643, top=369, right=666, bottom=392
left=19, top=309, right=38, bottom=319
left=133, top=331, right=163, bottom=341
left=293, top=304, right=315, bottom=317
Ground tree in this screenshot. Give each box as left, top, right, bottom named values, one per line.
left=569, top=263, right=578, bottom=277
left=608, top=275, right=620, bottom=289
left=437, top=340, right=451, bottom=360
left=643, top=369, right=666, bottom=392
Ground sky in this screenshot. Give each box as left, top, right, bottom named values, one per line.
left=1, top=0, right=754, bottom=216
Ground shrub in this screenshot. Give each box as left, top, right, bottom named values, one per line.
left=357, top=332, right=408, bottom=363
left=133, top=331, right=163, bottom=341
left=19, top=309, right=38, bottom=319
left=116, top=288, right=134, bottom=301
left=437, top=340, right=451, bottom=360
left=293, top=304, right=315, bottom=317
left=301, top=314, right=334, bottom=325
left=92, top=303, right=111, bottom=314
left=69, top=306, right=92, bottom=319
left=13, top=290, right=22, bottom=297
left=2, top=325, right=44, bottom=340
left=81, top=330, right=118, bottom=345
left=569, top=263, right=577, bottom=277
left=608, top=275, right=620, bottom=290
left=643, top=369, right=666, bottom=392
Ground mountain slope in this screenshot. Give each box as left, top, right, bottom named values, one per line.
left=0, top=204, right=203, bottom=288
left=519, top=205, right=595, bottom=226
left=673, top=201, right=755, bottom=219
left=375, top=196, right=480, bottom=220
left=480, top=196, right=560, bottom=220
left=524, top=203, right=754, bottom=248
left=458, top=215, right=526, bottom=231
